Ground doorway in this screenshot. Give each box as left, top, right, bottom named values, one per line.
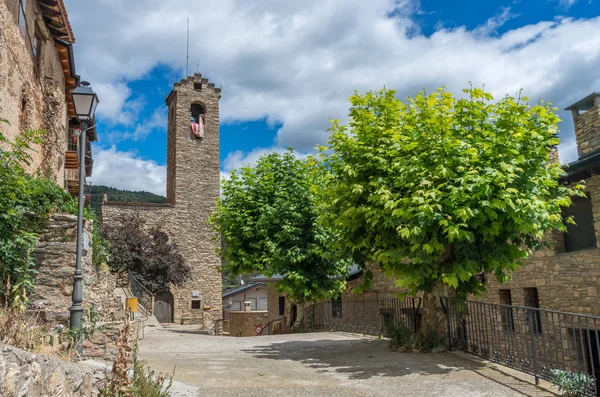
left=154, top=291, right=174, bottom=323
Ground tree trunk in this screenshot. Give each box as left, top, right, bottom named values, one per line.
left=420, top=283, right=452, bottom=337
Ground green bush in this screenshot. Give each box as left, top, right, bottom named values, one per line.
left=0, top=120, right=76, bottom=308
left=387, top=322, right=445, bottom=353
left=387, top=322, right=414, bottom=351
left=548, top=369, right=594, bottom=397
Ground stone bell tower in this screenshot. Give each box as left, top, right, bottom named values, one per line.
left=166, top=73, right=221, bottom=205
left=103, top=74, right=222, bottom=331
left=162, top=73, right=222, bottom=328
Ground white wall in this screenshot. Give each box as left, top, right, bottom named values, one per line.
left=222, top=286, right=268, bottom=320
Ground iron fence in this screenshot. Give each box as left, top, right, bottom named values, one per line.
left=302, top=298, right=422, bottom=337
left=442, top=297, right=600, bottom=396
left=127, top=271, right=154, bottom=315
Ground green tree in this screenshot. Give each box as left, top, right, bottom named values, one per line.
left=103, top=213, right=189, bottom=294
left=211, top=150, right=349, bottom=301
left=317, top=87, right=582, bottom=298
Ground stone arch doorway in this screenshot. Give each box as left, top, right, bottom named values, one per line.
left=154, top=291, right=174, bottom=323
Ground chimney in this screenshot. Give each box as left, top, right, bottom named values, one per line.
left=565, top=93, right=600, bottom=158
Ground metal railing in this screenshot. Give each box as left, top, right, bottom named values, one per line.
left=442, top=297, right=600, bottom=396
left=127, top=271, right=155, bottom=316
left=302, top=298, right=422, bottom=337
left=257, top=319, right=293, bottom=336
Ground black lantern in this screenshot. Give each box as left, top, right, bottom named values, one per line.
left=71, top=81, right=99, bottom=121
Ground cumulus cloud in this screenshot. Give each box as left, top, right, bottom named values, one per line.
left=64, top=0, right=600, bottom=175
left=222, top=147, right=310, bottom=173
left=89, top=146, right=166, bottom=196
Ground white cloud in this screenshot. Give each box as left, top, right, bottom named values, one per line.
left=103, top=106, right=167, bottom=143
left=557, top=139, right=579, bottom=164
left=559, top=0, right=578, bottom=10
left=89, top=145, right=166, bottom=196
left=222, top=147, right=310, bottom=173
left=64, top=0, right=600, bottom=175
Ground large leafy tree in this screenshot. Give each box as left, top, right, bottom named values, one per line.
left=103, top=214, right=189, bottom=293
left=211, top=150, right=349, bottom=301
left=317, top=87, right=582, bottom=298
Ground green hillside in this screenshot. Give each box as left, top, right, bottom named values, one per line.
left=85, top=185, right=166, bottom=216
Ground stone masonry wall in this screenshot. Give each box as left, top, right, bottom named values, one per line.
left=573, top=96, right=600, bottom=158
left=0, top=0, right=69, bottom=186
left=102, top=74, right=223, bottom=333
left=29, top=214, right=122, bottom=324
left=473, top=167, right=600, bottom=315
left=0, top=343, right=105, bottom=397
left=228, top=311, right=269, bottom=337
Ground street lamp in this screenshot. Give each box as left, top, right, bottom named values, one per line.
left=69, top=81, right=99, bottom=330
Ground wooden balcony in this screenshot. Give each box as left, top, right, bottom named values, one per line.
left=65, top=150, right=79, bottom=169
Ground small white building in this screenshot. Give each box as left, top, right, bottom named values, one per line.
left=222, top=283, right=268, bottom=320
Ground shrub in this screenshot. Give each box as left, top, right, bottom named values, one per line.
left=99, top=313, right=173, bottom=396
left=0, top=120, right=77, bottom=308
left=387, top=322, right=445, bottom=353
left=548, top=369, right=594, bottom=397
left=103, top=213, right=189, bottom=294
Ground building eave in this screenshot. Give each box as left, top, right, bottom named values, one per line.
left=222, top=283, right=267, bottom=298
left=38, top=0, right=75, bottom=43
left=565, top=92, right=599, bottom=111
left=561, top=151, right=600, bottom=183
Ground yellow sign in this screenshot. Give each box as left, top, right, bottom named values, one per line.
left=126, top=297, right=139, bottom=313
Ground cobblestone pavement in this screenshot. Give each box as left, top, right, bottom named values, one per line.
left=138, top=325, right=557, bottom=397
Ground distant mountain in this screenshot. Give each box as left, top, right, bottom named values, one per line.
left=85, top=185, right=166, bottom=216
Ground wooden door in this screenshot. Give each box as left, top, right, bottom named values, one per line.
left=154, top=291, right=174, bottom=323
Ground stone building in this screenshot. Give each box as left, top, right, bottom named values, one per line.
left=102, top=74, right=223, bottom=333
left=474, top=92, right=600, bottom=315
left=0, top=0, right=97, bottom=192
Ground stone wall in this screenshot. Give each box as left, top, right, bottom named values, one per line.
left=572, top=95, right=600, bottom=158
left=0, top=343, right=105, bottom=396
left=227, top=311, right=268, bottom=337
left=29, top=214, right=122, bottom=324
left=0, top=0, right=69, bottom=186
left=473, top=174, right=600, bottom=315
left=263, top=262, right=407, bottom=329
left=102, top=74, right=223, bottom=333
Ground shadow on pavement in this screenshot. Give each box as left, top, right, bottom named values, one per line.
left=242, top=335, right=486, bottom=380
left=242, top=334, right=557, bottom=396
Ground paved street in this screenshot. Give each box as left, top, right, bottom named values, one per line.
left=138, top=324, right=557, bottom=397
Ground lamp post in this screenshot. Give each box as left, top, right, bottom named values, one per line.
left=69, top=81, right=99, bottom=330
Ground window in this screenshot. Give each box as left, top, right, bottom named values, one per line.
left=498, top=289, right=515, bottom=332
left=278, top=296, right=285, bottom=316
left=190, top=103, right=205, bottom=124
left=191, top=300, right=201, bottom=309
left=248, top=298, right=257, bottom=310
left=524, top=288, right=542, bottom=334
left=194, top=82, right=202, bottom=90
left=258, top=297, right=267, bottom=310
left=331, top=295, right=342, bottom=318
left=563, top=196, right=596, bottom=252
left=18, top=0, right=26, bottom=36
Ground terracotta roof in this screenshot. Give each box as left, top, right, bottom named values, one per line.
left=38, top=0, right=75, bottom=43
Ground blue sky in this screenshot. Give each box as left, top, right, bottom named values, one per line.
left=63, top=0, right=600, bottom=195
